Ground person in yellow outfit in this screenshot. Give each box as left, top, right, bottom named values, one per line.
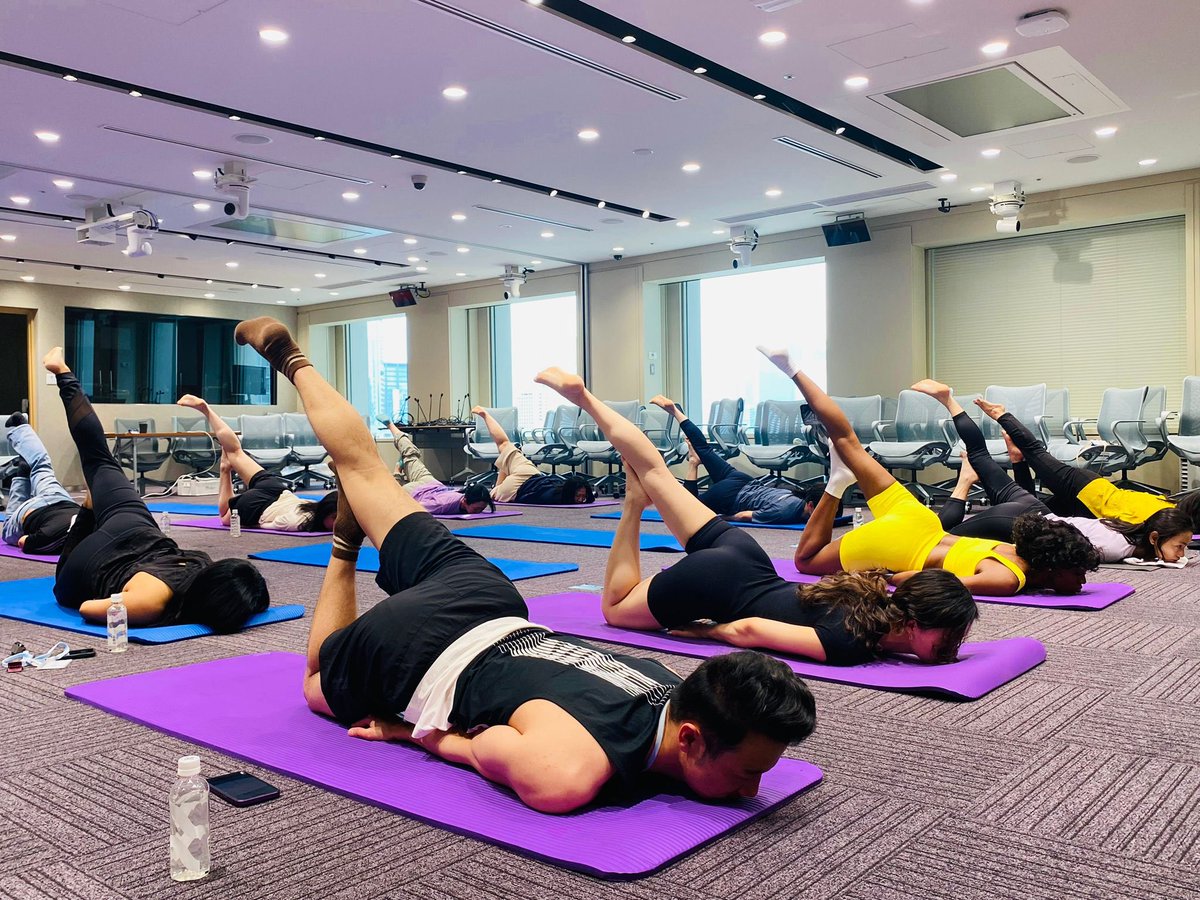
left=974, top=396, right=1200, bottom=529
left=755, top=350, right=1100, bottom=597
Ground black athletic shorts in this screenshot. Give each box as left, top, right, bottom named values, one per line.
left=318, top=512, right=526, bottom=725
left=228, top=470, right=292, bottom=528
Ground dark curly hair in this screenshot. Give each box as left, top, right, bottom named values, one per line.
left=1101, top=508, right=1192, bottom=560
left=796, top=569, right=977, bottom=664
left=1011, top=512, right=1099, bottom=578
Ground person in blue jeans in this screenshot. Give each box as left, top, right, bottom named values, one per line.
left=648, top=396, right=817, bottom=525
left=2, top=413, right=80, bottom=555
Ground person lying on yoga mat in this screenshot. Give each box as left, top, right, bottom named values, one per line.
left=937, top=429, right=1192, bottom=566
left=974, top=395, right=1200, bottom=531
left=649, top=395, right=819, bottom=525
left=471, top=406, right=595, bottom=505
left=535, top=368, right=977, bottom=666
left=782, top=366, right=1098, bottom=597
left=233, top=316, right=815, bottom=812
left=44, top=349, right=269, bottom=631
left=382, top=420, right=493, bottom=515
left=177, top=394, right=337, bottom=533
left=1, top=413, right=81, bottom=555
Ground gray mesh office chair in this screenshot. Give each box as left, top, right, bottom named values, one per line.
left=638, top=405, right=686, bottom=467
left=1065, top=387, right=1165, bottom=488
left=113, top=417, right=172, bottom=492
left=979, top=384, right=1048, bottom=468
left=739, top=400, right=821, bottom=489
left=867, top=391, right=951, bottom=503
left=283, top=412, right=333, bottom=489
left=170, top=415, right=218, bottom=478
left=574, top=400, right=640, bottom=496
left=706, top=398, right=745, bottom=461
left=1168, top=377, right=1200, bottom=475
left=462, top=407, right=519, bottom=489
left=239, top=414, right=293, bottom=475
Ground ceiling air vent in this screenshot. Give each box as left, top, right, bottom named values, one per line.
left=750, top=0, right=805, bottom=11
left=773, top=137, right=881, bottom=178
left=473, top=205, right=594, bottom=233
left=817, top=182, right=937, bottom=208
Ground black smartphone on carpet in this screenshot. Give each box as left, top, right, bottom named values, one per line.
left=208, top=772, right=280, bottom=807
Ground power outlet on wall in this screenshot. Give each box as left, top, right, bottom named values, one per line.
left=45, top=373, right=56, bottom=385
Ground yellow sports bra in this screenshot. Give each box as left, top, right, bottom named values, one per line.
left=940, top=537, right=1027, bottom=591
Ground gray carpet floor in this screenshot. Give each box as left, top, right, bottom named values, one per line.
left=1, top=497, right=1198, bottom=899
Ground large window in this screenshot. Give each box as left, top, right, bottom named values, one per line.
left=347, top=315, right=408, bottom=423
left=490, top=293, right=578, bottom=432
left=682, top=262, right=827, bottom=415
left=65, top=308, right=275, bottom=405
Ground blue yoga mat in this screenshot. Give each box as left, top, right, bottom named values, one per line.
left=0, top=577, right=304, bottom=643
left=145, top=500, right=221, bottom=516
left=451, top=524, right=683, bottom=552
left=249, top=543, right=579, bottom=581
left=590, top=510, right=852, bottom=531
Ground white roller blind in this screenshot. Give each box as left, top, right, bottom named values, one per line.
left=930, top=217, right=1187, bottom=417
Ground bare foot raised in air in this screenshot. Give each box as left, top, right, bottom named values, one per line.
left=910, top=379, right=954, bottom=406
left=1002, top=432, right=1023, bottom=463
left=535, top=367, right=586, bottom=405
left=649, top=395, right=678, bottom=413
left=42, top=346, right=69, bottom=375
left=974, top=397, right=1007, bottom=420
left=176, top=394, right=210, bottom=413
left=470, top=406, right=486, bottom=418
left=958, top=451, right=979, bottom=486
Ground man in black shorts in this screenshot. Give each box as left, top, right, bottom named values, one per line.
left=471, top=406, right=595, bottom=505
left=234, top=316, right=816, bottom=812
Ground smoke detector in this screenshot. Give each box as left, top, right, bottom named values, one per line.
left=1015, top=9, right=1070, bottom=37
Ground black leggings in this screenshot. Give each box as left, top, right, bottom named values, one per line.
left=679, top=417, right=750, bottom=515
left=55, top=371, right=160, bottom=600
left=998, top=413, right=1100, bottom=518
left=937, top=411, right=1050, bottom=541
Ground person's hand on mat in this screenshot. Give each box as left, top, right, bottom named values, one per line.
left=347, top=718, right=407, bottom=742
left=668, top=620, right=749, bottom=647
left=974, top=397, right=1006, bottom=420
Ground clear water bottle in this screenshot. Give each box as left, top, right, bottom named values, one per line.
left=229, top=509, right=241, bottom=538
left=169, top=755, right=211, bottom=882
left=160, top=511, right=171, bottom=535
left=107, top=593, right=128, bottom=653
left=853, top=508, right=864, bottom=529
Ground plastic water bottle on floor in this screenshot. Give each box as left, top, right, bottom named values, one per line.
left=160, top=511, right=171, bottom=535
left=229, top=509, right=241, bottom=538
left=169, top=755, right=210, bottom=882
left=107, top=593, right=127, bottom=653
left=853, top=508, right=864, bottom=529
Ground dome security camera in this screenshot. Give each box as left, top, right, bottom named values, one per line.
left=214, top=161, right=254, bottom=220
left=411, top=174, right=429, bottom=191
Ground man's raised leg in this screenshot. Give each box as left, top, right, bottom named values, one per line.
left=235, top=317, right=423, bottom=548
left=535, top=369, right=714, bottom=545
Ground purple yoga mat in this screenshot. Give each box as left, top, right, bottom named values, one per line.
left=524, top=593, right=1045, bottom=700
left=498, top=498, right=620, bottom=509
left=770, top=559, right=1132, bottom=611
left=66, top=653, right=822, bottom=879
left=0, top=542, right=58, bottom=564
left=171, top=515, right=333, bottom=536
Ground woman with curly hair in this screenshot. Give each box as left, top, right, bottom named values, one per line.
left=766, top=360, right=1099, bottom=597
left=533, top=366, right=978, bottom=666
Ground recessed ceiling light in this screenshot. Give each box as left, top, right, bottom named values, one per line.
left=228, top=115, right=241, bottom=121
left=622, top=35, right=636, bottom=43
left=712, top=229, right=724, bottom=235
left=62, top=74, right=77, bottom=82
left=578, top=128, right=600, bottom=141
left=1139, top=158, right=1158, bottom=166
left=205, top=279, right=214, bottom=285
left=456, top=272, right=467, bottom=277
left=834, top=126, right=846, bottom=135
left=541, top=231, right=555, bottom=238
left=353, top=247, right=368, bottom=254
left=759, top=30, right=787, bottom=45
left=753, top=93, right=767, bottom=100
left=225, top=261, right=238, bottom=268
left=313, top=135, right=325, bottom=141
left=341, top=191, right=359, bottom=200
left=940, top=173, right=958, bottom=182
left=612, top=246, right=625, bottom=252
left=597, top=200, right=606, bottom=209
left=129, top=90, right=142, bottom=98
left=416, top=266, right=428, bottom=272
left=527, top=0, right=544, bottom=5
left=35, top=131, right=60, bottom=143
left=642, top=210, right=651, bottom=219
left=676, top=220, right=691, bottom=227
left=531, top=260, right=542, bottom=265
left=681, top=162, right=701, bottom=173
left=844, top=76, right=868, bottom=89
left=980, top=41, right=1009, bottom=56
left=204, top=292, right=215, bottom=298
left=693, top=66, right=708, bottom=74
left=451, top=213, right=467, bottom=221
left=251, top=283, right=259, bottom=289
left=0, top=234, right=14, bottom=241
left=192, top=170, right=212, bottom=179
left=403, top=237, right=418, bottom=245
left=329, top=291, right=340, bottom=296
left=118, top=284, right=131, bottom=291
left=491, top=178, right=501, bottom=184
left=52, top=179, right=74, bottom=189
left=765, top=188, right=782, bottom=197
left=290, top=287, right=301, bottom=292
left=970, top=185, right=989, bottom=193
left=276, top=300, right=288, bottom=305
left=549, top=189, right=559, bottom=197
left=407, top=256, right=420, bottom=263
left=10, top=196, right=30, bottom=205
left=1094, top=126, right=1118, bottom=137
left=457, top=246, right=470, bottom=253
left=442, top=85, right=468, bottom=100
left=981, top=148, right=1002, bottom=158
left=259, top=28, right=288, bottom=44
left=314, top=272, right=326, bottom=278
left=193, top=202, right=211, bottom=211
left=20, top=275, right=35, bottom=282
